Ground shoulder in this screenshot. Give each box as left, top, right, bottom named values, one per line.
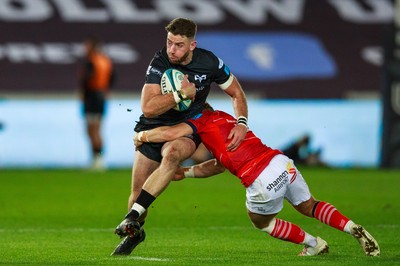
left=150, top=48, right=170, bottom=67
left=193, top=48, right=219, bottom=62
left=192, top=48, right=222, bottom=70
left=191, top=48, right=230, bottom=81
left=145, top=48, right=170, bottom=83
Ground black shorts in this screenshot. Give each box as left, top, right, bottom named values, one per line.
left=138, top=134, right=202, bottom=162
left=83, top=90, right=106, bottom=115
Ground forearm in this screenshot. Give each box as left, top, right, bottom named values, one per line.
left=136, top=126, right=173, bottom=143
left=231, top=87, right=248, bottom=119
left=134, top=123, right=193, bottom=145
left=185, top=159, right=225, bottom=178
left=142, top=94, right=178, bottom=118
left=225, top=76, right=248, bottom=119
left=140, top=83, right=182, bottom=118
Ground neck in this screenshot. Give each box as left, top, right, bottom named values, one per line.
left=181, top=52, right=193, bottom=66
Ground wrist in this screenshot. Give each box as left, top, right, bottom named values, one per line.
left=137, top=131, right=143, bottom=142
left=184, top=166, right=195, bottom=178
left=178, top=90, right=187, bottom=100
left=237, top=116, right=248, bottom=128
left=137, top=131, right=149, bottom=142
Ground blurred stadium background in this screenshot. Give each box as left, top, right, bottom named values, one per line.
left=0, top=0, right=399, bottom=169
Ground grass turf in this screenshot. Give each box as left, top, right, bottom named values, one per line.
left=0, top=167, right=399, bottom=265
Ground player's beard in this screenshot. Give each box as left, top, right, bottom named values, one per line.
left=168, top=50, right=190, bottom=65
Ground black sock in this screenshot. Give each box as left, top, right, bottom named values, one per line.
left=136, top=189, right=156, bottom=210
left=125, top=209, right=140, bottom=220
left=125, top=190, right=156, bottom=220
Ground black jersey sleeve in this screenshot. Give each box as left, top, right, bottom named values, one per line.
left=145, top=49, right=170, bottom=85
left=206, top=51, right=232, bottom=85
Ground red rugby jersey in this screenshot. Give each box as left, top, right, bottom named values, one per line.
left=186, top=110, right=282, bottom=187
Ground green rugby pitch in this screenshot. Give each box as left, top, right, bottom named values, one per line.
left=0, top=167, right=399, bottom=265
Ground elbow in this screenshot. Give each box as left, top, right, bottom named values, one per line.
left=143, top=111, right=157, bottom=118
left=142, top=106, right=158, bottom=118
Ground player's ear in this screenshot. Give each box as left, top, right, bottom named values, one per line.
left=190, top=40, right=197, bottom=51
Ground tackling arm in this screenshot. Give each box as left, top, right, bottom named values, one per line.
left=134, top=123, right=194, bottom=146
left=173, top=159, right=226, bottom=181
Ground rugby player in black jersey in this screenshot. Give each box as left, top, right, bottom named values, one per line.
left=111, top=17, right=249, bottom=255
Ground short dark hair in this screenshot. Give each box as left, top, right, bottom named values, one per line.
left=165, top=18, right=197, bottom=39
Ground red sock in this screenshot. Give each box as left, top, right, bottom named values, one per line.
left=313, top=201, right=350, bottom=231
left=270, top=219, right=305, bottom=244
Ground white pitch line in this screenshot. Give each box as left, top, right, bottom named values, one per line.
left=129, top=256, right=171, bottom=262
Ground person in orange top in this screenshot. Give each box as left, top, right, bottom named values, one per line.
left=79, top=37, right=114, bottom=169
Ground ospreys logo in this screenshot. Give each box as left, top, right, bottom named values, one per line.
left=194, top=74, right=207, bottom=83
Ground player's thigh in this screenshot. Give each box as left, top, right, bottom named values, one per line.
left=284, top=159, right=312, bottom=207
left=131, top=150, right=160, bottom=196
left=246, top=176, right=285, bottom=216
left=246, top=154, right=298, bottom=216
left=161, top=137, right=196, bottom=162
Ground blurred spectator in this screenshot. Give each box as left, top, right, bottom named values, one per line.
left=79, top=37, right=115, bottom=170
left=282, top=134, right=327, bottom=167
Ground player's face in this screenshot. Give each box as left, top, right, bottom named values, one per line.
left=166, top=32, right=196, bottom=65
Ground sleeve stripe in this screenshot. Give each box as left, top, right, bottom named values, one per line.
left=218, top=74, right=234, bottom=90
left=184, top=121, right=197, bottom=134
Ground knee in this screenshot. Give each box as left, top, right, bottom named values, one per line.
left=258, top=218, right=276, bottom=234
left=248, top=211, right=276, bottom=231
left=162, top=145, right=181, bottom=164
left=295, top=197, right=318, bottom=217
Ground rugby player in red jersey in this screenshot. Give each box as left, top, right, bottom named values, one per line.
left=116, top=103, right=380, bottom=257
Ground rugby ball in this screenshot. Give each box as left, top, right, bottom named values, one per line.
left=160, top=69, right=192, bottom=111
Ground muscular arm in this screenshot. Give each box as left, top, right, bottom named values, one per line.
left=134, top=123, right=194, bottom=145
left=190, top=159, right=225, bottom=178
left=220, top=75, right=249, bottom=151
left=141, top=76, right=196, bottom=118
left=223, top=75, right=248, bottom=120
left=140, top=83, right=178, bottom=118
left=173, top=159, right=226, bottom=181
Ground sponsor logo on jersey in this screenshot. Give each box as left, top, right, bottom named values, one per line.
left=287, top=162, right=297, bottom=184
left=146, top=66, right=151, bottom=76
left=148, top=66, right=163, bottom=77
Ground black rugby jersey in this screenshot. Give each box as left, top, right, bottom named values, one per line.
left=135, top=47, right=231, bottom=132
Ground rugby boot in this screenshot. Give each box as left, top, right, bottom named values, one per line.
left=114, top=218, right=141, bottom=238
left=111, top=228, right=146, bottom=256
left=298, top=236, right=329, bottom=256
left=350, top=224, right=380, bottom=256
